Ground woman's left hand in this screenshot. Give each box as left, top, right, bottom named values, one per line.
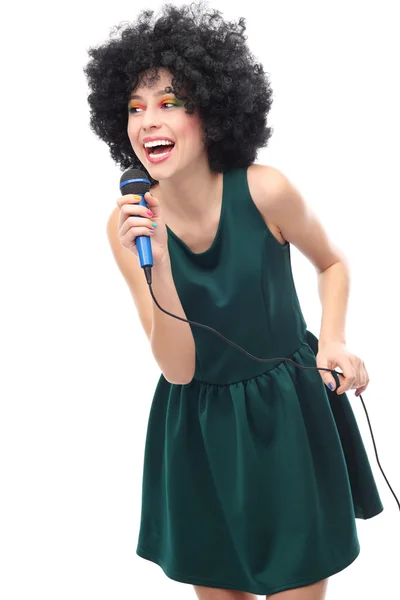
left=316, top=341, right=369, bottom=397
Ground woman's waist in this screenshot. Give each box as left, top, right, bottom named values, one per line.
left=191, top=324, right=309, bottom=385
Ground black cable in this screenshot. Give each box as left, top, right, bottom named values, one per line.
left=144, top=267, right=399, bottom=513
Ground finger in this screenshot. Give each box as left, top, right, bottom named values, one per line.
left=335, top=361, right=356, bottom=394
left=119, top=202, right=153, bottom=220
left=120, top=226, right=154, bottom=248
left=119, top=215, right=156, bottom=237
left=355, top=364, right=369, bottom=397
left=355, top=385, right=367, bottom=397
left=116, top=194, right=143, bottom=208
left=118, top=198, right=154, bottom=229
left=357, top=362, right=367, bottom=388
left=351, top=359, right=366, bottom=391
left=335, top=372, right=345, bottom=393
left=316, top=354, right=337, bottom=391
left=143, top=191, right=162, bottom=216
left=117, top=192, right=160, bottom=217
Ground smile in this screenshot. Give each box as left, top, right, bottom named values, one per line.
left=145, top=144, right=175, bottom=164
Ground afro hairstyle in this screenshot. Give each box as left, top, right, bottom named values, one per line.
left=83, top=0, right=274, bottom=187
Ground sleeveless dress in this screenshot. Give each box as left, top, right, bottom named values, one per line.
left=136, top=166, right=384, bottom=596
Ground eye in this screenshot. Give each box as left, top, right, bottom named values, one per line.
left=128, top=101, right=179, bottom=114
left=128, top=106, right=143, bottom=114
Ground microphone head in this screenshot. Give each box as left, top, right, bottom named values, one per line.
left=120, top=168, right=151, bottom=196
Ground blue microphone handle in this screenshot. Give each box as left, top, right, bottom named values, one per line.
left=136, top=195, right=154, bottom=268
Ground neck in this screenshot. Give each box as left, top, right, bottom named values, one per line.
left=151, top=157, right=222, bottom=222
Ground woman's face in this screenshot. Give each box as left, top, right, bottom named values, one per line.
left=127, top=68, right=206, bottom=180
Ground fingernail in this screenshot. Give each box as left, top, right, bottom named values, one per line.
left=328, top=383, right=334, bottom=390
left=147, top=210, right=153, bottom=216
left=151, top=222, right=158, bottom=228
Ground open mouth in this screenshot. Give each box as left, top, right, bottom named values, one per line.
left=144, top=142, right=175, bottom=163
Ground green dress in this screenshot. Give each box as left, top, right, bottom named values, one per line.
left=136, top=166, right=383, bottom=596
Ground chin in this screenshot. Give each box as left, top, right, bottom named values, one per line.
left=147, top=162, right=181, bottom=181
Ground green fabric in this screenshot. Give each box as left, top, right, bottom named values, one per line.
left=136, top=167, right=383, bottom=595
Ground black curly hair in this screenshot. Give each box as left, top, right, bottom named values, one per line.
left=83, top=0, right=274, bottom=186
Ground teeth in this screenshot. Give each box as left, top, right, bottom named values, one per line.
left=144, top=140, right=174, bottom=148
left=149, top=148, right=174, bottom=158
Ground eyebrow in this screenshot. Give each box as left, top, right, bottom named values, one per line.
left=129, top=88, right=176, bottom=100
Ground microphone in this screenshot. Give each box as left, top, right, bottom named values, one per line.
left=119, top=168, right=154, bottom=284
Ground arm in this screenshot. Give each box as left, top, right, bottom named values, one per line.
left=317, top=261, right=350, bottom=345
left=149, top=255, right=196, bottom=384
left=253, top=165, right=350, bottom=344
left=106, top=207, right=196, bottom=385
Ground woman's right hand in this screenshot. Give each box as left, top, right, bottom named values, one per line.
left=116, top=191, right=169, bottom=267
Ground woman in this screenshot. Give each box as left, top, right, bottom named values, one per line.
left=83, top=2, right=383, bottom=598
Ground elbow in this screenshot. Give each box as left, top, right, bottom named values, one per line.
left=150, top=335, right=196, bottom=385
left=165, top=371, right=195, bottom=385
left=151, top=348, right=196, bottom=385
left=163, top=365, right=195, bottom=385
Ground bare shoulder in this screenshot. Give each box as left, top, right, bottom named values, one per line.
left=106, top=206, right=153, bottom=341
left=246, top=164, right=287, bottom=245
left=247, top=164, right=345, bottom=271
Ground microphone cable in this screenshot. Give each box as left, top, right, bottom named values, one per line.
left=143, top=265, right=400, bottom=514
left=119, top=168, right=399, bottom=514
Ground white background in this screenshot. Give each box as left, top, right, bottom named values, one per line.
left=1, top=0, right=399, bottom=598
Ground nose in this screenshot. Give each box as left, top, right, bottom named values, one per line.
left=141, top=105, right=163, bottom=131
